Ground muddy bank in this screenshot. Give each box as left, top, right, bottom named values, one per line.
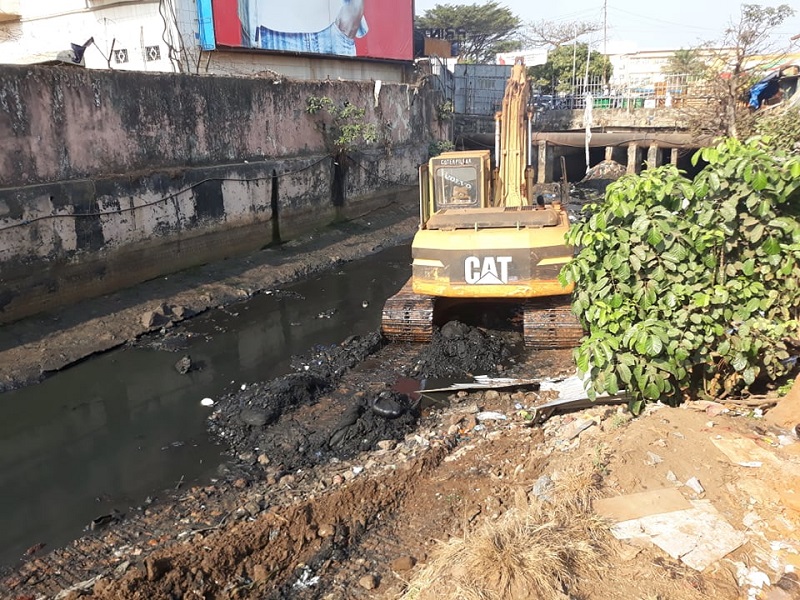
left=0, top=196, right=418, bottom=392
left=0, top=319, right=511, bottom=597
left=208, top=320, right=513, bottom=473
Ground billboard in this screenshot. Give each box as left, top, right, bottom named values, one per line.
left=210, top=0, right=413, bottom=61
left=496, top=49, right=548, bottom=67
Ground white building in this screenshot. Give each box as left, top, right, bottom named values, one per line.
left=0, top=0, right=410, bottom=81
left=0, top=0, right=182, bottom=72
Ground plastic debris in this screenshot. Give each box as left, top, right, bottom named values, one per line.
left=201, top=398, right=215, bottom=407
left=685, top=477, right=705, bottom=494
left=476, top=411, right=507, bottom=422
left=734, top=562, right=772, bottom=600
left=292, top=565, right=320, bottom=589
left=646, top=451, right=663, bottom=466
left=531, top=475, right=554, bottom=502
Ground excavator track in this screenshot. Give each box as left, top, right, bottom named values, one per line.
left=381, top=282, right=435, bottom=343
left=523, top=296, right=584, bottom=349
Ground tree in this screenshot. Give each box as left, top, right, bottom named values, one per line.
left=678, top=4, right=795, bottom=138
left=306, top=96, right=378, bottom=208
left=663, top=48, right=709, bottom=77
left=561, top=138, right=800, bottom=411
left=719, top=3, right=794, bottom=138
left=756, top=106, right=800, bottom=154
left=416, top=2, right=521, bottom=63
left=528, top=43, right=612, bottom=95
left=522, top=19, right=600, bottom=49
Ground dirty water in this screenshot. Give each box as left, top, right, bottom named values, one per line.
left=0, top=245, right=412, bottom=568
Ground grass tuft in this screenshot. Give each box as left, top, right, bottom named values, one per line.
left=400, top=469, right=610, bottom=600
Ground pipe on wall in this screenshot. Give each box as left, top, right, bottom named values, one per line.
left=463, top=131, right=712, bottom=150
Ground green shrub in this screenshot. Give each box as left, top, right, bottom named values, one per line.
left=560, top=137, right=800, bottom=413
left=429, top=140, right=455, bottom=157
left=306, top=96, right=378, bottom=156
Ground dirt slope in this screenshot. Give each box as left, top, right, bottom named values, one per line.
left=5, top=335, right=799, bottom=599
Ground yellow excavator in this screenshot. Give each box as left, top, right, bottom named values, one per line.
left=381, top=59, right=583, bottom=348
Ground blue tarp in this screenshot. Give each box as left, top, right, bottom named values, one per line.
left=748, top=70, right=781, bottom=109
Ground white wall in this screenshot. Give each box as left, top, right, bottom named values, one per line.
left=0, top=0, right=408, bottom=81
left=0, top=0, right=176, bottom=71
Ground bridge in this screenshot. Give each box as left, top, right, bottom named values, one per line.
left=436, top=62, right=712, bottom=183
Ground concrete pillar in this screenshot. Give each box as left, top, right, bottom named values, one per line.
left=626, top=143, right=642, bottom=175
left=670, top=148, right=679, bottom=166
left=646, top=144, right=662, bottom=169
left=537, top=140, right=554, bottom=184
left=605, top=146, right=614, bottom=161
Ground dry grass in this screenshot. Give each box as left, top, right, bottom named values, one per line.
left=400, top=469, right=610, bottom=600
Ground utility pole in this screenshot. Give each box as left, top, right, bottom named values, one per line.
left=603, top=0, right=608, bottom=86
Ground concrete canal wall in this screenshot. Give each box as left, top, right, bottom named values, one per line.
left=0, top=65, right=438, bottom=324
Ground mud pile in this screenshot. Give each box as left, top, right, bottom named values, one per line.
left=208, top=332, right=419, bottom=474
left=408, top=321, right=511, bottom=379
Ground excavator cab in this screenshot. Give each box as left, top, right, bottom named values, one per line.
left=419, top=151, right=492, bottom=228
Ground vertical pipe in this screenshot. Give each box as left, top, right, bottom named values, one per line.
left=527, top=114, right=532, bottom=166
left=494, top=114, right=501, bottom=168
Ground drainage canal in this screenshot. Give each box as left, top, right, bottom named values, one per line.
left=0, top=244, right=412, bottom=567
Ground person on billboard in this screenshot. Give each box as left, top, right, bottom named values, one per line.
left=248, top=0, right=368, bottom=56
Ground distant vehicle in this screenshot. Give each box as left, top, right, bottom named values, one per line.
left=533, top=94, right=555, bottom=110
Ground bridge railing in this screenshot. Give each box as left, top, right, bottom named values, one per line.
left=532, top=73, right=712, bottom=112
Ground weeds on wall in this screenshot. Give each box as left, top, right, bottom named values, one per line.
left=306, top=96, right=379, bottom=208
left=306, top=96, right=378, bottom=158
left=428, top=140, right=455, bottom=157
left=560, top=137, right=800, bottom=412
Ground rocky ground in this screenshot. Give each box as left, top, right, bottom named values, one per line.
left=2, top=201, right=800, bottom=600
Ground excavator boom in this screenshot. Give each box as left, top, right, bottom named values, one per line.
left=494, top=60, right=531, bottom=208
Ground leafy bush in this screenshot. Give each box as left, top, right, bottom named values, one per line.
left=560, top=137, right=800, bottom=412
left=306, top=96, right=378, bottom=156
left=755, top=106, right=800, bottom=155
left=428, top=139, right=455, bottom=157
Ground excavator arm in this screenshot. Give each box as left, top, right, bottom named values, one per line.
left=493, top=58, right=532, bottom=208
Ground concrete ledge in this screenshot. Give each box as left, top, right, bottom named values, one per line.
left=0, top=147, right=423, bottom=325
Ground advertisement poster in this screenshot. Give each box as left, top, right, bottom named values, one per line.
left=211, top=0, right=413, bottom=61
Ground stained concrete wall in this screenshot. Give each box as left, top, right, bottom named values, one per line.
left=0, top=65, right=437, bottom=324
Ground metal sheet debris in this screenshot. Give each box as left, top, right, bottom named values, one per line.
left=419, top=374, right=628, bottom=423
left=420, top=376, right=540, bottom=393
left=532, top=375, right=628, bottom=423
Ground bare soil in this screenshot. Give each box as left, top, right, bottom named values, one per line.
left=2, top=202, right=800, bottom=600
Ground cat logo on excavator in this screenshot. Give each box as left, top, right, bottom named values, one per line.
left=464, top=256, right=512, bottom=285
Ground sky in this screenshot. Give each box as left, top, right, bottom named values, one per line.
left=413, top=0, right=800, bottom=54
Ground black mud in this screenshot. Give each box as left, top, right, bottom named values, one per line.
left=207, top=332, right=420, bottom=475
left=406, top=321, right=512, bottom=378
left=207, top=322, right=512, bottom=477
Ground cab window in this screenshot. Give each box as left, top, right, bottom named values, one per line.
left=434, top=166, right=480, bottom=210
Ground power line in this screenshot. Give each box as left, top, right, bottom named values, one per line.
left=607, top=6, right=720, bottom=32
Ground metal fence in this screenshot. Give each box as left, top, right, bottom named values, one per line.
left=453, top=64, right=514, bottom=116
left=532, top=73, right=710, bottom=111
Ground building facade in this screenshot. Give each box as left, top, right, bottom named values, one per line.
left=0, top=0, right=413, bottom=82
